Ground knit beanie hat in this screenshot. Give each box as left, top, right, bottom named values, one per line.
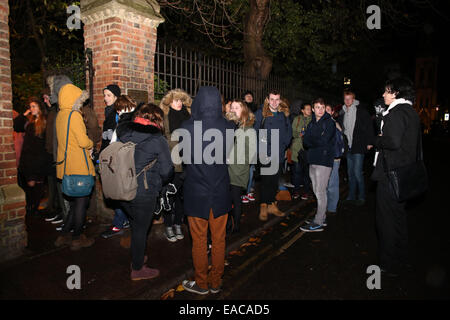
left=103, top=84, right=121, bottom=98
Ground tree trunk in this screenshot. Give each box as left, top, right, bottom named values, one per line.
left=243, top=0, right=272, bottom=80
left=25, top=0, right=46, bottom=76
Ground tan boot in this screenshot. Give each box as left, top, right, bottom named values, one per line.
left=259, top=203, right=268, bottom=221
left=70, top=234, right=95, bottom=251
left=54, top=233, right=72, bottom=247
left=267, top=201, right=285, bottom=217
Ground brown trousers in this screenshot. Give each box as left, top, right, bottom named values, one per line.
left=187, top=209, right=228, bottom=289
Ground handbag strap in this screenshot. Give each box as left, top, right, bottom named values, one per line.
left=136, top=158, right=158, bottom=190
left=62, top=111, right=90, bottom=176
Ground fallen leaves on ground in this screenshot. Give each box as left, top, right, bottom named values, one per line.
left=248, top=237, right=262, bottom=243
left=176, top=284, right=185, bottom=292
left=228, top=250, right=244, bottom=256
left=120, top=235, right=131, bottom=249
left=240, top=242, right=257, bottom=248
left=160, top=288, right=175, bottom=300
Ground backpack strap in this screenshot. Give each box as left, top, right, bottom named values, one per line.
left=136, top=158, right=158, bottom=190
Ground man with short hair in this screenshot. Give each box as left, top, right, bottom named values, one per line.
left=254, top=90, right=292, bottom=221
left=337, top=91, right=374, bottom=206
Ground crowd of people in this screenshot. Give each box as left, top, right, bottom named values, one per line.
left=12, top=75, right=421, bottom=292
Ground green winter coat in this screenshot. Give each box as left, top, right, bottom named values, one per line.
left=227, top=113, right=257, bottom=189
left=291, top=114, right=312, bottom=163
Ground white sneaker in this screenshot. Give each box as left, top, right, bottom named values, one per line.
left=283, top=182, right=295, bottom=188
left=241, top=195, right=249, bottom=204
left=174, top=224, right=184, bottom=240
left=165, top=227, right=177, bottom=242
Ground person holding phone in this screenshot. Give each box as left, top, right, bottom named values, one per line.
left=13, top=97, right=52, bottom=216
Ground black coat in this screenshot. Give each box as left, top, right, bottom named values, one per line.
left=371, top=103, right=421, bottom=181
left=181, top=86, right=235, bottom=219
left=100, top=105, right=118, bottom=152
left=303, top=112, right=336, bottom=168
left=118, top=121, right=174, bottom=201
left=337, top=105, right=375, bottom=154
left=13, top=114, right=52, bottom=178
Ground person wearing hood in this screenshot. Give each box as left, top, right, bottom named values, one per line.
left=13, top=97, right=52, bottom=216
left=300, top=98, right=336, bottom=233
left=254, top=90, right=292, bottom=221
left=159, top=89, right=192, bottom=242
left=371, top=77, right=420, bottom=276
left=41, top=89, right=61, bottom=217
left=180, top=86, right=234, bottom=295
left=337, top=91, right=374, bottom=206
left=54, top=84, right=96, bottom=251
left=117, top=103, right=174, bottom=281
left=98, top=85, right=131, bottom=239
left=225, top=99, right=257, bottom=234
left=43, top=75, right=73, bottom=224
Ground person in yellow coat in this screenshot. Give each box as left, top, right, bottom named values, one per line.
left=54, top=84, right=96, bottom=251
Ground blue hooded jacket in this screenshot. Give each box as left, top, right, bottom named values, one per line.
left=303, top=112, right=336, bottom=168
left=254, top=107, right=292, bottom=166
left=181, top=86, right=234, bottom=219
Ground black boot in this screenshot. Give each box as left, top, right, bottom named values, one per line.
left=25, top=204, right=33, bottom=216
left=226, top=214, right=234, bottom=235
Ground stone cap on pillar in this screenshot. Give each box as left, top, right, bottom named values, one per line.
left=0, top=184, right=25, bottom=206
left=81, top=0, right=165, bottom=27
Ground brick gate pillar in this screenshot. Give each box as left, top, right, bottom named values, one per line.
left=0, top=0, right=27, bottom=263
left=80, top=0, right=164, bottom=222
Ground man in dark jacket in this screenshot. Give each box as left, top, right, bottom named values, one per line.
left=254, top=90, right=292, bottom=221
left=300, top=98, right=336, bottom=232
left=337, top=91, right=375, bottom=206
left=181, top=86, right=234, bottom=295
left=371, top=78, right=420, bottom=276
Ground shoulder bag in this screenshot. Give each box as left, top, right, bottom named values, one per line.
left=383, top=127, right=428, bottom=202
left=61, top=111, right=95, bottom=197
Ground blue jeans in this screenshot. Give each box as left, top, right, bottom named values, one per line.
left=246, top=164, right=255, bottom=194
left=292, top=161, right=302, bottom=191
left=327, top=159, right=341, bottom=212
left=346, top=152, right=365, bottom=201
left=112, top=207, right=128, bottom=228
left=292, top=159, right=311, bottom=193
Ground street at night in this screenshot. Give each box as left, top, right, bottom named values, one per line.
left=0, top=0, right=449, bottom=315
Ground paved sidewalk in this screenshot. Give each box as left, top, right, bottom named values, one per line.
left=0, top=192, right=310, bottom=300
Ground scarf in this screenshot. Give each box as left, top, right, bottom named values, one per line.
left=133, top=117, right=161, bottom=129
left=373, top=98, right=413, bottom=166
left=168, top=106, right=190, bottom=134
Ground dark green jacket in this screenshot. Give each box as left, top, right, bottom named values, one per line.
left=291, top=114, right=312, bottom=162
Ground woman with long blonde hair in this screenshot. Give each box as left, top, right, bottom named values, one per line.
left=225, top=99, right=257, bottom=233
